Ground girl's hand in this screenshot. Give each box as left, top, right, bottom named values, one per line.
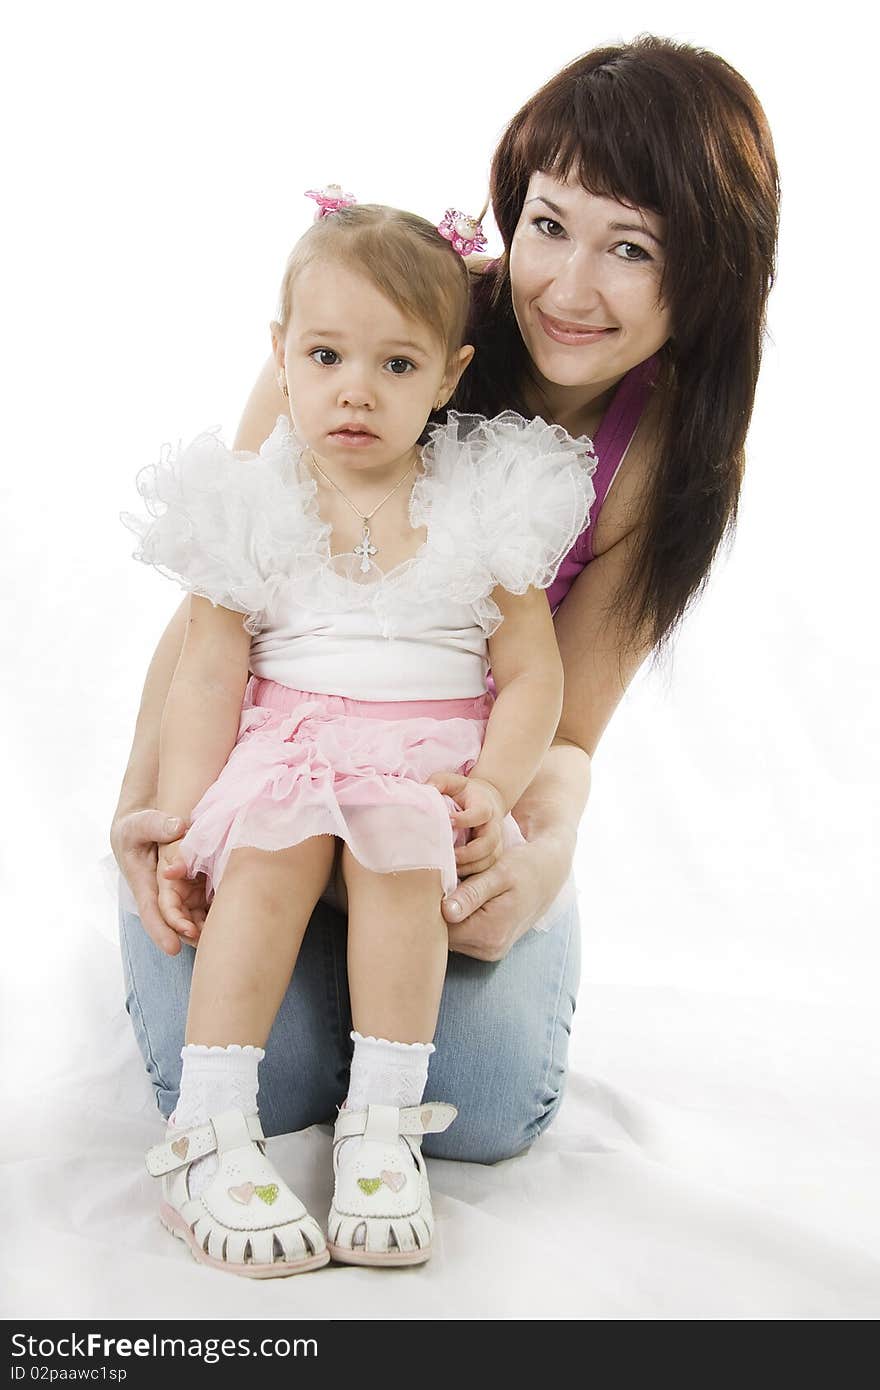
left=157, top=840, right=207, bottom=947
left=111, top=807, right=193, bottom=956
left=427, top=771, right=507, bottom=878
left=440, top=837, right=572, bottom=963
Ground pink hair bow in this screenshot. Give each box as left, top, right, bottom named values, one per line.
left=305, top=184, right=358, bottom=220
left=437, top=208, right=488, bottom=257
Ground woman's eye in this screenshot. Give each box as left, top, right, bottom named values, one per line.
left=309, top=348, right=340, bottom=366
left=614, top=242, right=651, bottom=263
left=533, top=216, right=566, bottom=238
left=385, top=358, right=415, bottom=375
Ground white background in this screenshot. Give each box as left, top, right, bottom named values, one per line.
left=1, top=0, right=878, bottom=1319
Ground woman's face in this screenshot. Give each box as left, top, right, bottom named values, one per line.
left=509, top=172, right=672, bottom=390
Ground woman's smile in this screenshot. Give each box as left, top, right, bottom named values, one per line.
left=536, top=308, right=619, bottom=345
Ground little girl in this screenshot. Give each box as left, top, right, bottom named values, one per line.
left=125, top=198, right=596, bottom=1277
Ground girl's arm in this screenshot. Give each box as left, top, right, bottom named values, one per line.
left=155, top=596, right=251, bottom=936
left=470, top=585, right=564, bottom=812
left=157, top=596, right=251, bottom=823
left=110, top=597, right=192, bottom=953
left=111, top=359, right=289, bottom=943
left=434, top=585, right=563, bottom=881
left=441, top=527, right=654, bottom=958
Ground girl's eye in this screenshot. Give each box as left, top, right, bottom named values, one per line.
left=614, top=242, right=652, bottom=263
left=385, top=358, right=415, bottom=375
left=309, top=348, right=340, bottom=366
left=533, top=216, right=566, bottom=239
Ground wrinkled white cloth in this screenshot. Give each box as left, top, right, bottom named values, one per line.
left=121, top=412, right=597, bottom=700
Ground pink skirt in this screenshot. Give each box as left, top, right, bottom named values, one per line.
left=180, top=676, right=516, bottom=900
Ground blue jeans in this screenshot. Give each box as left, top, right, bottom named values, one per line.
left=118, top=890, right=580, bottom=1164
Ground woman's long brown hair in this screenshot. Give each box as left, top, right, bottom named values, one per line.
left=451, top=36, right=780, bottom=653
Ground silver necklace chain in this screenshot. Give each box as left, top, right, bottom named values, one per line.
left=306, top=449, right=418, bottom=573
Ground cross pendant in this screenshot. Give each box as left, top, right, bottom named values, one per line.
left=354, top=523, right=378, bottom=574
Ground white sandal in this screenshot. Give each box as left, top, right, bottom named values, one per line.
left=145, top=1108, right=329, bottom=1278
left=327, top=1102, right=457, bottom=1266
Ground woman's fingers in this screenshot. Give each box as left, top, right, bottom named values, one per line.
left=444, top=873, right=516, bottom=962
left=111, top=809, right=194, bottom=956
left=118, top=810, right=187, bottom=854
left=138, top=887, right=184, bottom=955
left=442, top=862, right=506, bottom=923
left=120, top=853, right=180, bottom=955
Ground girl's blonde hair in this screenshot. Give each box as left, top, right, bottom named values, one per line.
left=276, top=205, right=471, bottom=363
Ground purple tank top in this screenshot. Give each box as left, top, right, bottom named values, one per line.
left=544, top=353, right=659, bottom=613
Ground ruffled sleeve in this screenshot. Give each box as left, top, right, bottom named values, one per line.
left=121, top=417, right=330, bottom=634
left=411, top=412, right=597, bottom=634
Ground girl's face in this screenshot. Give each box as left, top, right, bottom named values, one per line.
left=273, top=260, right=472, bottom=475
left=509, top=172, right=672, bottom=391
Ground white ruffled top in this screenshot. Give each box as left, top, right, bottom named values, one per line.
left=123, top=412, right=597, bottom=700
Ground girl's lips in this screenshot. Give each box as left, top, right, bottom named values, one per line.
left=537, top=308, right=617, bottom=345
left=329, top=428, right=379, bottom=447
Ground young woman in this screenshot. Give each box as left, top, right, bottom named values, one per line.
left=113, top=35, right=779, bottom=1164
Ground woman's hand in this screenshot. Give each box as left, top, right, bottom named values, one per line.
left=428, top=764, right=573, bottom=962
left=440, top=835, right=572, bottom=962
left=157, top=840, right=207, bottom=946
left=110, top=808, right=196, bottom=956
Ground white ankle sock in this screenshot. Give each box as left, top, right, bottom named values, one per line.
left=170, top=1043, right=265, bottom=1198
left=341, top=1033, right=435, bottom=1250
left=345, top=1031, right=435, bottom=1112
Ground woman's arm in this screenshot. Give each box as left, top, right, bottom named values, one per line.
left=232, top=354, right=290, bottom=451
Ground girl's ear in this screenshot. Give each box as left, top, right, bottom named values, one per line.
left=269, top=320, right=285, bottom=371
left=441, top=344, right=475, bottom=402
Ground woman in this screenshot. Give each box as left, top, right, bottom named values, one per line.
left=113, top=36, right=779, bottom=1161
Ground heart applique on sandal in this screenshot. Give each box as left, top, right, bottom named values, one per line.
left=145, top=1108, right=329, bottom=1278
left=327, top=1102, right=457, bottom=1266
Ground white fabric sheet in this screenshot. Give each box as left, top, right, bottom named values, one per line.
left=3, top=913, right=878, bottom=1320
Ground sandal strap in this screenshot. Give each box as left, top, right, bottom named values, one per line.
left=333, top=1102, right=457, bottom=1143
left=145, top=1111, right=265, bottom=1177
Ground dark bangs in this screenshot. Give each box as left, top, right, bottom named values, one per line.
left=492, top=50, right=665, bottom=239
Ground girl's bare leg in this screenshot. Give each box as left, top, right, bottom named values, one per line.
left=186, top=837, right=337, bottom=1046
left=158, top=836, right=336, bottom=1276
left=327, top=850, right=450, bottom=1266
left=341, top=849, right=448, bottom=1042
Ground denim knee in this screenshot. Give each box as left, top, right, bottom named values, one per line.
left=423, top=1079, right=566, bottom=1163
